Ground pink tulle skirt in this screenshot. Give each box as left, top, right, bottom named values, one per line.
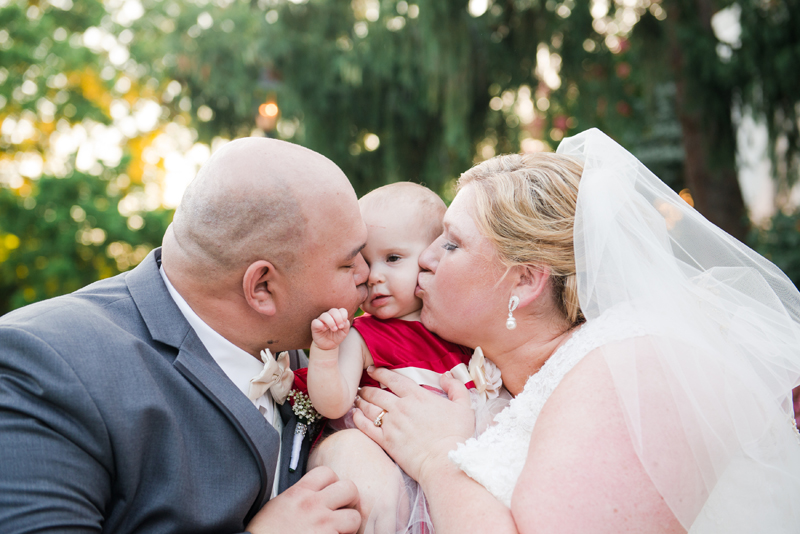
left=327, top=389, right=511, bottom=534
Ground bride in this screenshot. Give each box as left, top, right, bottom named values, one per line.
left=352, top=129, right=800, bottom=532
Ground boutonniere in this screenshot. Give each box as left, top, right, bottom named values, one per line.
left=284, top=368, right=324, bottom=472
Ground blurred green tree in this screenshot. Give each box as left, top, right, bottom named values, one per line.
left=129, top=0, right=511, bottom=196
left=523, top=0, right=800, bottom=241
left=3, top=0, right=799, bottom=315
left=0, top=171, right=170, bottom=312
left=127, top=0, right=800, bottom=240
left=0, top=0, right=174, bottom=315
left=752, top=210, right=800, bottom=288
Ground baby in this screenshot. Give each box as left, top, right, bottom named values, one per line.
left=307, top=181, right=477, bottom=421
left=305, top=182, right=503, bottom=534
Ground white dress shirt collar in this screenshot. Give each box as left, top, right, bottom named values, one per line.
left=158, top=266, right=276, bottom=416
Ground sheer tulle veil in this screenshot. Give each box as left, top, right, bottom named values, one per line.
left=558, top=129, right=800, bottom=531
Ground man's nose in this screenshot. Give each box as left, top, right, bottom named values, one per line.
left=353, top=253, right=369, bottom=286
left=418, top=237, right=442, bottom=273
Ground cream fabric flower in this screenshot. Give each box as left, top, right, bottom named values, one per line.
left=468, top=346, right=503, bottom=401
left=248, top=349, right=294, bottom=404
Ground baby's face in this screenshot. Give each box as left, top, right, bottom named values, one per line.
left=360, top=210, right=432, bottom=320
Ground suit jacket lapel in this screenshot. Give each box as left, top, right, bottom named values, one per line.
left=127, top=249, right=280, bottom=516
left=174, top=337, right=280, bottom=515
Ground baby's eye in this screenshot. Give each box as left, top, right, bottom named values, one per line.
left=386, top=254, right=401, bottom=263
left=442, top=242, right=458, bottom=251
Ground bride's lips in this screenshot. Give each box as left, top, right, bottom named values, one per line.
left=415, top=273, right=429, bottom=297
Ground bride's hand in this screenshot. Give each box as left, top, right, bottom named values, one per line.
left=353, top=367, right=475, bottom=483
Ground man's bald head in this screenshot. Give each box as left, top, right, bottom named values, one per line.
left=161, top=136, right=368, bottom=356
left=169, top=137, right=350, bottom=273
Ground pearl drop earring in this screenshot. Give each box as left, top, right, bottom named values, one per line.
left=506, top=296, right=520, bottom=330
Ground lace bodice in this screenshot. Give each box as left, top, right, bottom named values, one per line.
left=449, top=307, right=645, bottom=507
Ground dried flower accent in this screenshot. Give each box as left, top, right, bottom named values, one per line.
left=287, top=389, right=324, bottom=426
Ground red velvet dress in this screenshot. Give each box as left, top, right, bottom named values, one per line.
left=353, top=314, right=476, bottom=391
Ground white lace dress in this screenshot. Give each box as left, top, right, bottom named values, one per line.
left=449, top=308, right=645, bottom=507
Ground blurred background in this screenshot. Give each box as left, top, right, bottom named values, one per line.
left=1, top=0, right=799, bottom=315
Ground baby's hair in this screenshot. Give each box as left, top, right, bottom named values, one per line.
left=359, top=182, right=446, bottom=244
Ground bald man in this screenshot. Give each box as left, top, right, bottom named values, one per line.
left=0, top=138, right=369, bottom=534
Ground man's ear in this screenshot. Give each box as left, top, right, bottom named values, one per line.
left=514, top=264, right=551, bottom=308
left=243, top=260, right=277, bottom=316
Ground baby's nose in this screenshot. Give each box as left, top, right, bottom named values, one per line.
left=368, top=268, right=385, bottom=285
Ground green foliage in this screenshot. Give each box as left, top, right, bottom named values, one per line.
left=129, top=0, right=269, bottom=140
left=0, top=171, right=172, bottom=313
left=0, top=0, right=111, bottom=128
left=0, top=0, right=172, bottom=315
left=128, top=0, right=525, bottom=195
left=3, top=0, right=800, bottom=316
left=267, top=0, right=496, bottom=195
left=738, top=0, right=800, bottom=191
left=122, top=0, right=693, bottom=196
left=123, top=0, right=799, bottom=204
left=751, top=210, right=800, bottom=289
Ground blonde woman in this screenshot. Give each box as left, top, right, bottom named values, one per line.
left=353, top=129, right=800, bottom=533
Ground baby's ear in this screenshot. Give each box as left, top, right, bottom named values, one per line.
left=243, top=260, right=277, bottom=316
left=515, top=264, right=551, bottom=308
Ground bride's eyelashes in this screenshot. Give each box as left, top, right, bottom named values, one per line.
left=442, top=242, right=458, bottom=251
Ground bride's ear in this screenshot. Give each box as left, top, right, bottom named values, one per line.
left=514, top=264, right=550, bottom=308
left=243, top=260, right=277, bottom=316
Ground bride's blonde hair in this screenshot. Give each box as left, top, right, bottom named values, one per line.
left=457, top=152, right=585, bottom=326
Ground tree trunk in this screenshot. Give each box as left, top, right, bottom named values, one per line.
left=674, top=81, right=749, bottom=240
left=664, top=0, right=749, bottom=241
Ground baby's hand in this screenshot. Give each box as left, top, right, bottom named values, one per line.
left=311, top=308, right=351, bottom=351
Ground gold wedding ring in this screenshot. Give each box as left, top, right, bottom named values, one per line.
left=374, top=409, right=387, bottom=427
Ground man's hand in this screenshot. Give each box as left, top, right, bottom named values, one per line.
left=245, top=466, right=360, bottom=534
left=311, top=308, right=351, bottom=352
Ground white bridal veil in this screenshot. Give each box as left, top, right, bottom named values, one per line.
left=558, top=129, right=800, bottom=532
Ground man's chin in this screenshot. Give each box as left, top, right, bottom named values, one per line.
left=357, top=289, right=369, bottom=309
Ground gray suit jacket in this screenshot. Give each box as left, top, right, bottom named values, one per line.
left=0, top=249, right=312, bottom=533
